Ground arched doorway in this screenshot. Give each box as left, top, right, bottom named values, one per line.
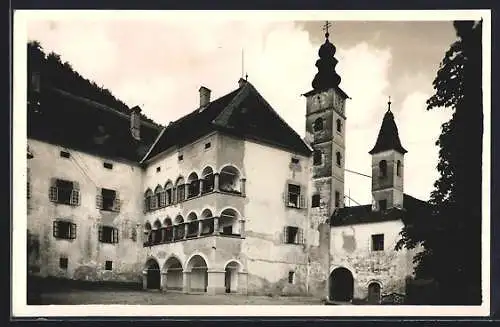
left=186, top=255, right=208, bottom=293
left=224, top=261, right=241, bottom=293
left=145, top=259, right=161, bottom=290
left=367, top=282, right=381, bottom=304
left=329, top=267, right=354, bottom=302
left=163, top=256, right=183, bottom=291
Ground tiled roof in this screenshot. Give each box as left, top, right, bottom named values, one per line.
left=28, top=86, right=162, bottom=163
left=330, top=194, right=431, bottom=227
left=369, top=110, right=407, bottom=155
left=143, top=80, right=312, bottom=161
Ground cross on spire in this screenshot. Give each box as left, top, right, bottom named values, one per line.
left=322, top=21, right=332, bottom=39
left=387, top=96, right=392, bottom=112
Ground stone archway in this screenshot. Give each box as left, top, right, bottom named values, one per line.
left=329, top=267, right=354, bottom=302
left=224, top=261, right=241, bottom=293
left=144, top=258, right=161, bottom=290
left=367, top=282, right=382, bottom=304
left=163, top=256, right=183, bottom=291
left=186, top=255, right=208, bottom=293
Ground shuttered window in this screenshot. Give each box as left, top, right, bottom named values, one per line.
left=53, top=220, right=77, bottom=240
left=98, top=225, right=119, bottom=244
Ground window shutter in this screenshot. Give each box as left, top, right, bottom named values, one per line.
left=113, top=228, right=119, bottom=244
left=114, top=191, right=121, bottom=212
left=98, top=225, right=103, bottom=242
left=73, top=182, right=80, bottom=190
left=143, top=198, right=148, bottom=213
left=70, top=189, right=80, bottom=206
left=49, top=186, right=58, bottom=202
left=70, top=223, right=77, bottom=239
left=299, top=195, right=306, bottom=209
left=283, top=226, right=288, bottom=244
left=53, top=221, right=59, bottom=238
left=298, top=228, right=304, bottom=244
left=96, top=190, right=103, bottom=209
left=282, top=192, right=287, bottom=206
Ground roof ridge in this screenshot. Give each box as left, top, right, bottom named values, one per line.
left=51, top=87, right=162, bottom=130
left=211, top=83, right=251, bottom=127
left=245, top=83, right=312, bottom=153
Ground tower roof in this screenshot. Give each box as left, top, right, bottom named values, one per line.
left=312, top=29, right=342, bottom=91
left=369, top=105, right=407, bottom=155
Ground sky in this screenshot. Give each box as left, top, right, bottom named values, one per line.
left=26, top=16, right=457, bottom=206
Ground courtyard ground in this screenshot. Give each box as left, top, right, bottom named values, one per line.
left=36, top=289, right=325, bottom=305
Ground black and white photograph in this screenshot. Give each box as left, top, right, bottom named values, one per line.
left=12, top=9, right=491, bottom=317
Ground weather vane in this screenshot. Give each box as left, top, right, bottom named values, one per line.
left=388, top=96, right=392, bottom=112
left=323, top=21, right=332, bottom=38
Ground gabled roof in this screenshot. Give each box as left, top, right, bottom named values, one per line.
left=369, top=109, right=407, bottom=155
left=330, top=194, right=431, bottom=227
left=28, top=86, right=162, bottom=163
left=143, top=80, right=312, bottom=162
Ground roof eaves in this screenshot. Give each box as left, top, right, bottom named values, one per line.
left=140, top=126, right=166, bottom=164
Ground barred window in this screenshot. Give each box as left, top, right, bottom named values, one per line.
left=105, top=260, right=113, bottom=270
left=371, top=234, right=384, bottom=251
left=53, top=220, right=77, bottom=240
left=98, top=225, right=119, bottom=244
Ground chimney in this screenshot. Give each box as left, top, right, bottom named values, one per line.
left=199, top=86, right=211, bottom=108
left=238, top=78, right=247, bottom=88
left=130, top=106, right=141, bottom=141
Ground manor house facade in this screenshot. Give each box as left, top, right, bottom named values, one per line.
left=26, top=30, right=428, bottom=303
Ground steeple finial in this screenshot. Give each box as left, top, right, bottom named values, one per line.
left=322, top=21, right=332, bottom=39
left=387, top=96, right=392, bottom=112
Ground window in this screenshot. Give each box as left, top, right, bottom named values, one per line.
left=312, top=194, right=321, bottom=208
left=335, top=191, right=341, bottom=208
left=105, top=260, right=113, bottom=271
left=379, top=160, right=387, bottom=178
left=313, top=150, right=322, bottom=166
left=59, top=257, right=68, bottom=269
left=156, top=166, right=161, bottom=172
left=60, top=151, right=70, bottom=158
left=177, top=184, right=185, bottom=202
left=99, top=225, right=119, bottom=244
left=291, top=157, right=300, bottom=164
left=201, top=167, right=214, bottom=194
left=285, top=184, right=305, bottom=208
left=378, top=199, right=387, bottom=211
left=288, top=271, right=295, bottom=284
left=205, top=142, right=211, bottom=149
left=284, top=226, right=303, bottom=244
left=53, top=220, right=77, bottom=240
left=336, top=151, right=342, bottom=167
left=313, top=117, right=324, bottom=132
left=222, top=225, right=233, bottom=235
left=103, top=162, right=113, bottom=169
left=336, top=119, right=342, bottom=133
left=371, top=234, right=384, bottom=251
left=49, top=179, right=80, bottom=206
left=97, top=188, right=120, bottom=212
left=397, top=160, right=402, bottom=177
left=178, top=154, right=183, bottom=161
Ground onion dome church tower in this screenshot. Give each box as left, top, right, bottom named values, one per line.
left=304, top=22, right=349, bottom=224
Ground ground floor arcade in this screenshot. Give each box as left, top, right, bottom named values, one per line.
left=142, top=255, right=247, bottom=295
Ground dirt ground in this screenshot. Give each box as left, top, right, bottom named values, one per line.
left=37, top=289, right=325, bottom=305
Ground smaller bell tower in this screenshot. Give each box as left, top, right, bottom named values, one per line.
left=369, top=98, right=407, bottom=211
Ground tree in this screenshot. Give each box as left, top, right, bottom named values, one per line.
left=396, top=20, right=483, bottom=305
left=27, top=40, right=163, bottom=128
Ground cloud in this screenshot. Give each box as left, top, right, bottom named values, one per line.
left=26, top=18, right=448, bottom=205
